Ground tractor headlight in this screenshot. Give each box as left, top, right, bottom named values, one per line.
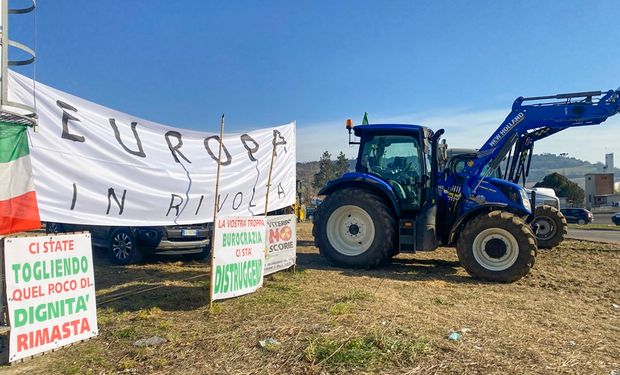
left=520, top=189, right=531, bottom=212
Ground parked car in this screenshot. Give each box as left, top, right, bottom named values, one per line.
left=528, top=187, right=560, bottom=209
left=45, top=222, right=212, bottom=265
left=559, top=208, right=593, bottom=225
left=612, top=213, right=620, bottom=225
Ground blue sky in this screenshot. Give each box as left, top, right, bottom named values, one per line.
left=10, top=0, right=620, bottom=162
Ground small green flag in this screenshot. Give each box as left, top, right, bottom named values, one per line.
left=362, top=112, right=369, bottom=125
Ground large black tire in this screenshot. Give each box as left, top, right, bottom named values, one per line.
left=533, top=205, right=567, bottom=249
left=456, top=211, right=537, bottom=282
left=108, top=228, right=143, bottom=265
left=313, top=189, right=395, bottom=268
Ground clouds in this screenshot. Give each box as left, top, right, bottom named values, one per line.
left=297, top=108, right=620, bottom=164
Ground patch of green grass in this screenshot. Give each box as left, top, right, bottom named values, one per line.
left=115, top=326, right=138, bottom=339
left=378, top=335, right=430, bottom=360
left=304, top=334, right=430, bottom=370
left=337, top=290, right=371, bottom=302
left=52, top=343, right=108, bottom=374
left=305, top=336, right=382, bottom=369
left=119, top=358, right=137, bottom=371
left=330, top=302, right=351, bottom=315
left=291, top=268, right=309, bottom=278
left=207, top=303, right=224, bottom=315
left=158, top=320, right=172, bottom=331
left=257, top=293, right=284, bottom=304
left=61, top=365, right=82, bottom=375
left=265, top=282, right=302, bottom=293
left=135, top=306, right=162, bottom=320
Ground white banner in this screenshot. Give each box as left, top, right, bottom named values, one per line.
left=264, top=214, right=296, bottom=275
left=3, top=233, right=98, bottom=362
left=211, top=216, right=266, bottom=301
left=7, top=71, right=296, bottom=226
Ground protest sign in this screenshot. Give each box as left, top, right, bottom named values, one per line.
left=264, top=215, right=296, bottom=275
left=3, top=233, right=98, bottom=362
left=211, top=216, right=266, bottom=301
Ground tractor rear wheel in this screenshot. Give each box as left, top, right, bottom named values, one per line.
left=313, top=189, right=395, bottom=268
left=533, top=205, right=567, bottom=249
left=456, top=210, right=537, bottom=282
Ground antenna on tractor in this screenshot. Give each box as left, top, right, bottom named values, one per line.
left=0, top=0, right=37, bottom=129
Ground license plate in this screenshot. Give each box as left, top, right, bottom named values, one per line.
left=181, top=229, right=198, bottom=236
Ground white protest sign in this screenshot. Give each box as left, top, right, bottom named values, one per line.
left=264, top=214, right=296, bottom=275
left=7, top=71, right=296, bottom=226
left=211, top=216, right=266, bottom=301
left=3, top=233, right=98, bottom=362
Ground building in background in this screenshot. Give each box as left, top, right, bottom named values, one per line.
left=584, top=173, right=618, bottom=209
left=603, top=152, right=614, bottom=172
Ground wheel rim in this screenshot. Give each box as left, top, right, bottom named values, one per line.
left=112, top=233, right=132, bottom=260
left=326, top=205, right=375, bottom=256
left=578, top=219, right=585, bottom=225
left=472, top=228, right=519, bottom=271
left=533, top=215, right=556, bottom=241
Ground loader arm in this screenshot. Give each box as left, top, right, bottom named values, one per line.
left=462, top=88, right=620, bottom=186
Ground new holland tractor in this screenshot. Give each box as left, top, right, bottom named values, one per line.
left=313, top=88, right=620, bottom=282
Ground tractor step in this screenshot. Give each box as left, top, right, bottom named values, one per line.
left=399, top=219, right=416, bottom=252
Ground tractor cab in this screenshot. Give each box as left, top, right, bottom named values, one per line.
left=352, top=124, right=434, bottom=213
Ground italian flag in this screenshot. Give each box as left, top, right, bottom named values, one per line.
left=0, top=122, right=40, bottom=235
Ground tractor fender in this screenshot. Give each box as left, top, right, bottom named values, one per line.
left=318, top=173, right=401, bottom=217
left=448, top=203, right=510, bottom=244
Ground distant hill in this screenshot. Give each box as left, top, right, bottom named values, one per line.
left=526, top=153, right=620, bottom=186
left=297, top=153, right=620, bottom=197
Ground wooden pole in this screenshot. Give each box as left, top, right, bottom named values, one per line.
left=263, top=139, right=277, bottom=217
left=208, top=114, right=225, bottom=309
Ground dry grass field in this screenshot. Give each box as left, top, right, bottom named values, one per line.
left=4, top=222, right=619, bottom=374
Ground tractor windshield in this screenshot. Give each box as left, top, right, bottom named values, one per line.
left=358, top=134, right=424, bottom=211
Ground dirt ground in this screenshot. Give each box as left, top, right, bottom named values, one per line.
left=3, top=222, right=619, bottom=374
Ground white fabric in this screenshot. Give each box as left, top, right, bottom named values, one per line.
left=8, top=71, right=296, bottom=225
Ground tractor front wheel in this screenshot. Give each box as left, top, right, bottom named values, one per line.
left=456, top=211, right=537, bottom=282
left=533, top=205, right=567, bottom=249
left=313, top=189, right=395, bottom=268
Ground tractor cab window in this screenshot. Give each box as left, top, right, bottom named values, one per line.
left=359, top=134, right=423, bottom=211
left=451, top=156, right=501, bottom=179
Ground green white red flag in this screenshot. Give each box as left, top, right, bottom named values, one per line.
left=0, top=122, right=40, bottom=235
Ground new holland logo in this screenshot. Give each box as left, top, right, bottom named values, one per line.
left=488, top=112, right=525, bottom=147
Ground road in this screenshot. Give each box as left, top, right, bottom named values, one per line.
left=567, top=228, right=620, bottom=244
left=593, top=212, right=617, bottom=225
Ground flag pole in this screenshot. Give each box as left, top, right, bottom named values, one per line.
left=209, top=114, right=225, bottom=309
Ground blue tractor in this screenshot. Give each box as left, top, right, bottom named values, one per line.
left=313, top=88, right=620, bottom=282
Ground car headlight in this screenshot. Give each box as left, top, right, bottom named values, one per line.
left=520, top=189, right=531, bottom=212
